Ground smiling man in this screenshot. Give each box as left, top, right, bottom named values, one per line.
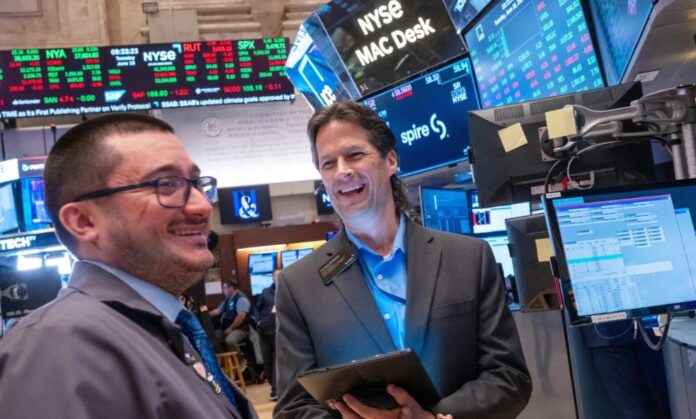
left=274, top=102, right=532, bottom=419
left=0, top=113, right=257, bottom=419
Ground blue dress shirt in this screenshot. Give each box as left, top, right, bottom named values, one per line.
left=346, top=215, right=408, bottom=349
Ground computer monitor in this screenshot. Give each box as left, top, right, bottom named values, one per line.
left=544, top=179, right=696, bottom=325
left=248, top=252, right=277, bottom=296
left=587, top=0, right=654, bottom=85
left=281, top=248, right=315, bottom=269
left=481, top=234, right=518, bottom=305
left=0, top=267, right=62, bottom=318
left=218, top=184, right=272, bottom=225
left=363, top=56, right=480, bottom=177
left=419, top=187, right=471, bottom=235
left=464, top=0, right=605, bottom=108
left=506, top=213, right=560, bottom=312
left=314, top=180, right=334, bottom=215
left=20, top=177, right=51, bottom=231
left=471, top=190, right=530, bottom=235
left=468, top=81, right=655, bottom=208
left=443, top=0, right=493, bottom=32
left=0, top=183, right=19, bottom=234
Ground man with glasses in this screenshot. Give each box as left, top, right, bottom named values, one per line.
left=0, top=113, right=258, bottom=419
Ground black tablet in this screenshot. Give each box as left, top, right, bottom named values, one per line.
left=297, top=349, right=440, bottom=410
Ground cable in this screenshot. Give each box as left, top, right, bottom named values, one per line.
left=544, top=157, right=568, bottom=193
left=591, top=320, right=634, bottom=340
left=637, top=314, right=672, bottom=351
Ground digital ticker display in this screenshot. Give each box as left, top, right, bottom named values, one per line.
left=364, top=57, right=480, bottom=176
left=465, top=0, right=604, bottom=108
left=0, top=38, right=294, bottom=119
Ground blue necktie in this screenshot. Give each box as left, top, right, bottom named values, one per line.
left=175, top=309, right=240, bottom=410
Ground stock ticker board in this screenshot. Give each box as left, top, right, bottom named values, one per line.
left=465, top=0, right=604, bottom=108
left=0, top=38, right=295, bottom=119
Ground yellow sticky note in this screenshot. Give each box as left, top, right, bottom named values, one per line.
left=535, top=238, right=552, bottom=263
left=497, top=123, right=527, bottom=152
left=545, top=107, right=578, bottom=139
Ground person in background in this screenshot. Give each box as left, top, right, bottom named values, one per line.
left=273, top=101, right=532, bottom=418
left=255, top=268, right=279, bottom=401
left=0, top=113, right=256, bottom=419
left=210, top=279, right=251, bottom=352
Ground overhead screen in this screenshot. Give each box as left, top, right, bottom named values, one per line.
left=0, top=183, right=19, bottom=234
left=0, top=38, right=294, bottom=119
left=314, top=0, right=466, bottom=97
left=443, top=0, right=493, bottom=31
left=218, top=184, right=273, bottom=225
left=364, top=57, right=479, bottom=176
left=545, top=180, right=696, bottom=325
left=465, top=0, right=604, bottom=108
left=587, top=0, right=653, bottom=85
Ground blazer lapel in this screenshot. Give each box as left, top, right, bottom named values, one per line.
left=328, top=231, right=396, bottom=354
left=404, top=220, right=441, bottom=355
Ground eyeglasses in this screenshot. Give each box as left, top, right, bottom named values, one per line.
left=72, top=176, right=218, bottom=209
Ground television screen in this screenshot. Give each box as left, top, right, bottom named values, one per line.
left=471, top=190, right=530, bottom=235
left=248, top=252, right=277, bottom=296
left=587, top=0, right=653, bottom=85
left=420, top=187, right=471, bottom=235
left=20, top=177, right=51, bottom=231
left=544, top=179, right=696, bottom=325
left=313, top=0, right=466, bottom=96
left=443, top=0, right=493, bottom=31
left=0, top=182, right=19, bottom=234
left=0, top=38, right=294, bottom=119
left=506, top=213, right=559, bottom=312
left=0, top=266, right=62, bottom=318
left=218, top=184, right=272, bottom=224
left=314, top=180, right=334, bottom=215
left=468, top=82, right=655, bottom=207
left=465, top=0, right=604, bottom=108
left=364, top=57, right=480, bottom=176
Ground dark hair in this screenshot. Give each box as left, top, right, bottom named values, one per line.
left=307, top=101, right=410, bottom=214
left=44, top=113, right=174, bottom=254
left=222, top=279, right=239, bottom=289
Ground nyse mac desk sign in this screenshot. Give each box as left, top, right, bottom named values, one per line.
left=364, top=57, right=480, bottom=176
left=315, top=0, right=464, bottom=96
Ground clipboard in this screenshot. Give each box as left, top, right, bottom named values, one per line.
left=297, top=349, right=440, bottom=410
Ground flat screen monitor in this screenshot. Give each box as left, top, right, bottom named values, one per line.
left=444, top=0, right=493, bottom=32
left=0, top=38, right=294, bottom=119
left=20, top=177, right=51, bottom=231
left=326, top=231, right=337, bottom=241
left=313, top=0, right=466, bottom=97
left=544, top=179, right=696, bottom=325
left=248, top=252, right=277, bottom=296
left=482, top=234, right=513, bottom=278
left=218, top=184, right=272, bottom=225
left=420, top=187, right=471, bottom=235
left=464, top=0, right=604, bottom=109
left=468, top=81, right=655, bottom=207
left=364, top=56, right=480, bottom=176
left=281, top=248, right=314, bottom=268
left=314, top=180, right=334, bottom=215
left=0, top=266, right=62, bottom=318
left=506, top=213, right=559, bottom=312
left=471, top=190, right=530, bottom=235
left=0, top=182, right=19, bottom=234
left=588, top=0, right=653, bottom=85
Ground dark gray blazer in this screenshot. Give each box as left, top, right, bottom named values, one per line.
left=274, top=219, right=531, bottom=419
left=0, top=261, right=257, bottom=419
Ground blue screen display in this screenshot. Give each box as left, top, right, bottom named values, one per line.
left=218, top=184, right=272, bottom=224
left=420, top=187, right=471, bottom=235
left=0, top=183, right=19, bottom=234
left=588, top=0, right=653, bottom=85
left=465, top=0, right=604, bottom=108
left=248, top=252, right=277, bottom=295
left=20, top=178, right=51, bottom=231
left=364, top=57, right=480, bottom=176
left=444, top=0, right=493, bottom=31
left=548, top=182, right=696, bottom=318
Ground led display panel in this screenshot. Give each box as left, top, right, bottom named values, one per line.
left=364, top=57, right=479, bottom=176
left=444, top=0, right=493, bottom=31
left=465, top=0, right=604, bottom=108
left=0, top=38, right=294, bottom=119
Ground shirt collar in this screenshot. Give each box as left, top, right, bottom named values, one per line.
left=83, top=260, right=184, bottom=322
left=346, top=213, right=406, bottom=258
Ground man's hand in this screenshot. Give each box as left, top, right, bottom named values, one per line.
left=332, top=384, right=436, bottom=419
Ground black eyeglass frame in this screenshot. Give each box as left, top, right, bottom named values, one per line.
left=71, top=175, right=218, bottom=209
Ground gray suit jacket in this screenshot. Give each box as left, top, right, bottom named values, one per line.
left=274, top=219, right=531, bottom=419
left=0, top=261, right=257, bottom=419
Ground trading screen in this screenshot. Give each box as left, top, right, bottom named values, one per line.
left=0, top=38, right=294, bottom=118
left=465, top=0, right=604, bottom=108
